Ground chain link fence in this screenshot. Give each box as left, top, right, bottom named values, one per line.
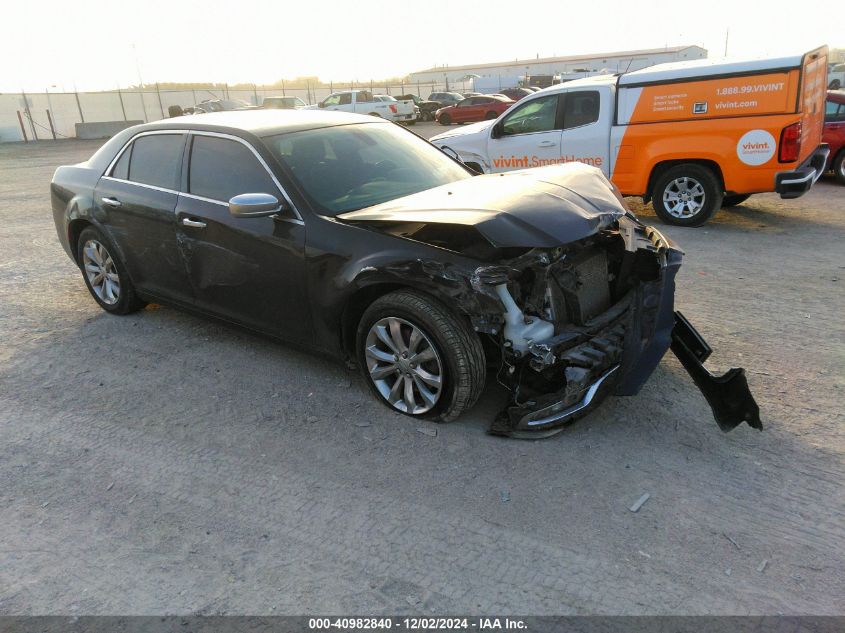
left=0, top=81, right=457, bottom=143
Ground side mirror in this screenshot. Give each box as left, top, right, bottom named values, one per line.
left=229, top=193, right=284, bottom=218
left=491, top=122, right=503, bottom=139
left=318, top=101, right=326, bottom=108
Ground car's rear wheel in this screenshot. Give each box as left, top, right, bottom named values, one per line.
left=722, top=193, right=751, bottom=207
left=834, top=150, right=845, bottom=185
left=652, top=164, right=722, bottom=227
left=357, top=290, right=485, bottom=422
left=439, top=113, right=451, bottom=126
left=485, top=111, right=498, bottom=120
left=77, top=226, right=146, bottom=314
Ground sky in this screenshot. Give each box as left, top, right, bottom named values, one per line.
left=1, top=0, right=840, bottom=92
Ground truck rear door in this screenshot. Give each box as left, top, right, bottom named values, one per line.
left=798, top=47, right=828, bottom=163
left=559, top=88, right=611, bottom=177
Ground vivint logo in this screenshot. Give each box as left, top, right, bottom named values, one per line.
left=737, top=130, right=776, bottom=166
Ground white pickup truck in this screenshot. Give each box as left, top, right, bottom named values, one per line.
left=309, top=90, right=416, bottom=123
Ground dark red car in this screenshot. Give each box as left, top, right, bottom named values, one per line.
left=824, top=90, right=845, bottom=184
left=435, top=95, right=514, bottom=126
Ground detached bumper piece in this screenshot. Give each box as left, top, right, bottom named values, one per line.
left=670, top=311, right=762, bottom=432
left=775, top=144, right=829, bottom=199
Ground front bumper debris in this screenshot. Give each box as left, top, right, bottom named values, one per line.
left=670, top=311, right=762, bottom=432
left=775, top=144, right=829, bottom=199
left=489, top=311, right=761, bottom=438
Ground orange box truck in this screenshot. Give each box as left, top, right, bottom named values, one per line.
left=431, top=47, right=830, bottom=226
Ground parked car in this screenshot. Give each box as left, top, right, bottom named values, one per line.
left=374, top=95, right=419, bottom=124
left=50, top=110, right=760, bottom=437
left=261, top=96, right=307, bottom=109
left=395, top=93, right=440, bottom=121
left=461, top=92, right=482, bottom=98
left=191, top=99, right=254, bottom=113
left=824, top=90, right=845, bottom=183
left=828, top=63, right=845, bottom=90
left=427, top=91, right=464, bottom=108
left=309, top=90, right=415, bottom=124
left=435, top=95, right=514, bottom=125
left=499, top=87, right=535, bottom=101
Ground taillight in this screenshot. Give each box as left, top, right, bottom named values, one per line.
left=389, top=104, right=398, bottom=114
left=779, top=121, right=802, bottom=163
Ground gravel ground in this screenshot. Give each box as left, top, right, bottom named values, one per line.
left=0, top=131, right=843, bottom=615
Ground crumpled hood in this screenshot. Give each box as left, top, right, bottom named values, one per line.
left=429, top=119, right=495, bottom=143
left=337, top=163, right=628, bottom=248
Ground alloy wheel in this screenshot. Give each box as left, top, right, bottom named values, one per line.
left=82, top=239, right=121, bottom=305
left=364, top=317, right=444, bottom=414
left=663, top=176, right=706, bottom=218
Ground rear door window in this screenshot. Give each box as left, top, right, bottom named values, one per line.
left=188, top=135, right=278, bottom=203
left=125, top=134, right=184, bottom=190
left=563, top=91, right=600, bottom=129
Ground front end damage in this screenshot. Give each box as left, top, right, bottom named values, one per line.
left=339, top=165, right=761, bottom=437
left=470, top=218, right=762, bottom=438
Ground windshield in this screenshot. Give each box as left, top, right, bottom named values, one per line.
left=263, top=122, right=471, bottom=216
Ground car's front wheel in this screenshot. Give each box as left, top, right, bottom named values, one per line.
left=357, top=290, right=485, bottom=422
left=77, top=226, right=146, bottom=315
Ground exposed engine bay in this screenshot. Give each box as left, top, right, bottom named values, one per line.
left=470, top=218, right=762, bottom=437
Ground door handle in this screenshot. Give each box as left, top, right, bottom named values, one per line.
left=537, top=141, right=556, bottom=148
left=182, top=218, right=207, bottom=228
left=101, top=196, right=122, bottom=208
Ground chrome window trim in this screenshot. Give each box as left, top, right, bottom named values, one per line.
left=103, top=129, right=188, bottom=179
left=101, top=128, right=304, bottom=222
left=100, top=175, right=180, bottom=196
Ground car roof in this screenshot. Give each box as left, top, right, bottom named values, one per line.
left=138, top=109, right=380, bottom=137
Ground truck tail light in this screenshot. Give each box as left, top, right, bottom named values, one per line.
left=779, top=121, right=802, bottom=163
left=389, top=104, right=398, bottom=114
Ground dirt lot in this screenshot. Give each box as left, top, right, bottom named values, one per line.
left=0, top=130, right=843, bottom=615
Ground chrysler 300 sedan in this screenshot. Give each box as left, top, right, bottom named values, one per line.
left=51, top=110, right=760, bottom=437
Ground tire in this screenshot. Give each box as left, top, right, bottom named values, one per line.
left=651, top=164, right=723, bottom=227
left=439, top=113, right=451, bottom=126
left=834, top=151, right=845, bottom=185
left=722, top=193, right=751, bottom=207
left=356, top=290, right=485, bottom=423
left=77, top=226, right=146, bottom=315
left=484, top=111, right=498, bottom=120
left=406, top=120, right=416, bottom=126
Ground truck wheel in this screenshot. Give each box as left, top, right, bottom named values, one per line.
left=485, top=111, right=498, bottom=120
left=356, top=290, right=485, bottom=423
left=652, top=164, right=723, bottom=227
left=722, top=194, right=751, bottom=207
left=834, top=151, right=845, bottom=185
left=439, top=113, right=451, bottom=126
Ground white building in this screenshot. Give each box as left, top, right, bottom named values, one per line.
left=409, top=45, right=708, bottom=85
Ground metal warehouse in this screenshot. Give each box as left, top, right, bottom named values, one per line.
left=409, top=45, right=708, bottom=84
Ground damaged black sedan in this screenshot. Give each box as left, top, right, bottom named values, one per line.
left=51, top=110, right=761, bottom=437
